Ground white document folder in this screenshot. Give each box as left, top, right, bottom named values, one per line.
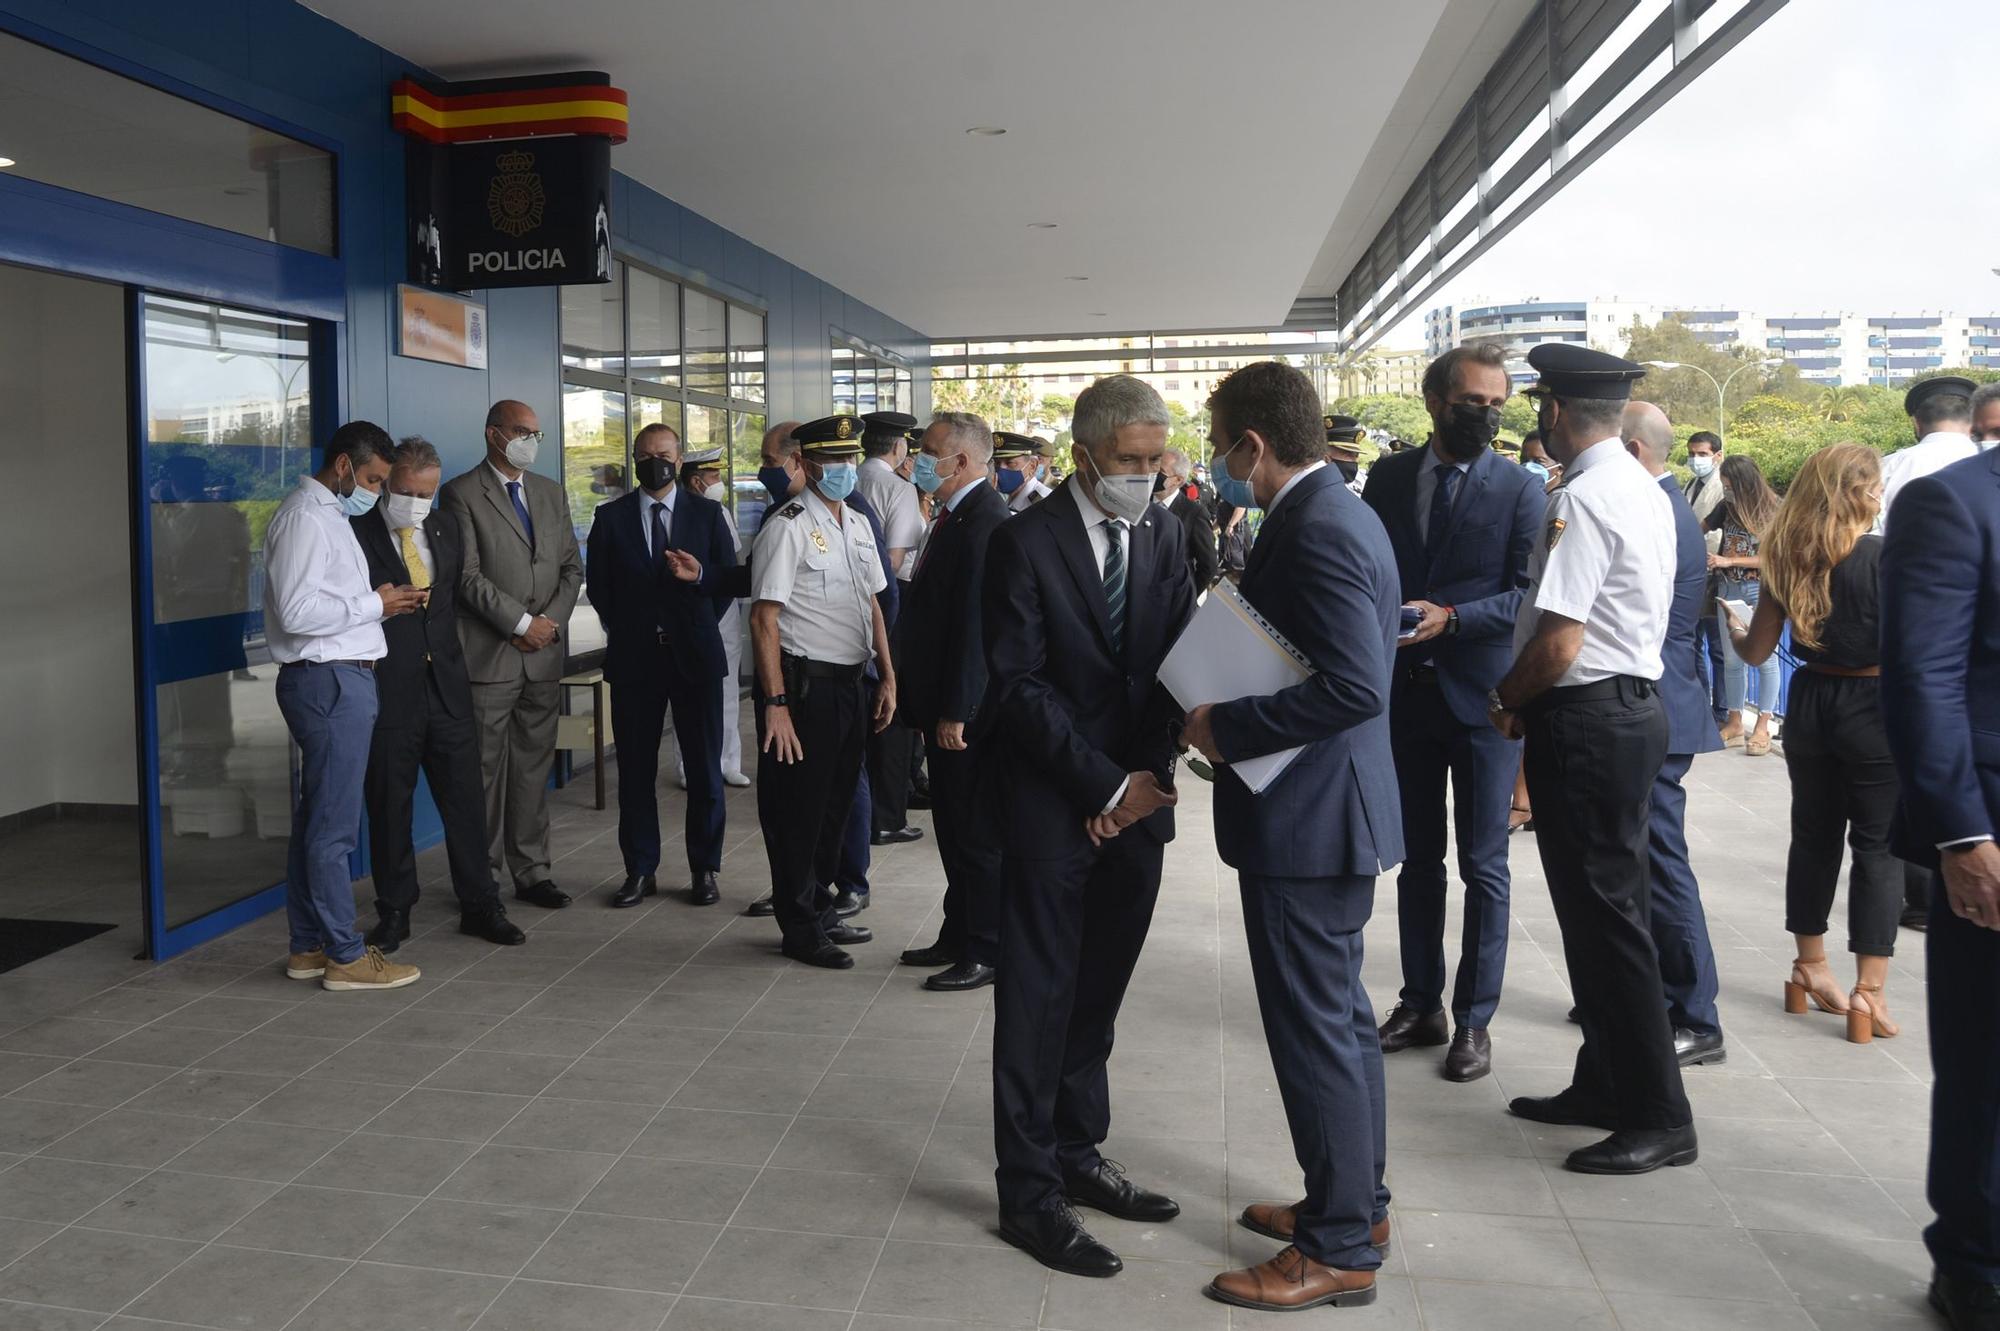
left=1158, top=582, right=1313, bottom=794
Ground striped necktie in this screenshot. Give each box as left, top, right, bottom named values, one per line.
left=1102, top=518, right=1128, bottom=653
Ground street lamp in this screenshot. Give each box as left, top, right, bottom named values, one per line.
left=1641, top=358, right=1780, bottom=446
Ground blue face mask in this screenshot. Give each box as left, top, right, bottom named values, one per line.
left=995, top=467, right=1025, bottom=495
left=911, top=450, right=955, bottom=494
left=759, top=465, right=796, bottom=504
left=335, top=462, right=379, bottom=517
left=1212, top=435, right=1257, bottom=510
left=1523, top=460, right=1551, bottom=483
left=812, top=461, right=858, bottom=502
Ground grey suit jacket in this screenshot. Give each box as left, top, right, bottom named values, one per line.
left=441, top=462, right=583, bottom=685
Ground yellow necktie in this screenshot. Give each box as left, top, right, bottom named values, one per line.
left=397, top=527, right=432, bottom=590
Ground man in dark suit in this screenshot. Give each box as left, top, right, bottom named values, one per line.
left=985, top=375, right=1195, bottom=1278
left=1881, top=447, right=2000, bottom=1331
left=585, top=423, right=737, bottom=908
left=893, top=412, right=1010, bottom=992
left=1622, top=403, right=1726, bottom=1066
left=1158, top=449, right=1219, bottom=590
left=1184, top=363, right=1402, bottom=1313
left=1362, top=344, right=1543, bottom=1082
left=356, top=437, right=526, bottom=952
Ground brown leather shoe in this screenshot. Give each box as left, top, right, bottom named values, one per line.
left=1206, top=1245, right=1377, bottom=1311
left=1238, top=1201, right=1391, bottom=1253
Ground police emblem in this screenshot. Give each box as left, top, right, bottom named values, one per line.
left=488, top=149, right=546, bottom=239
left=809, top=530, right=831, bottom=554
left=836, top=417, right=853, bottom=440
left=1546, top=517, right=1567, bottom=551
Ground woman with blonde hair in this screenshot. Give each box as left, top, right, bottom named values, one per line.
left=1729, top=443, right=1902, bottom=1042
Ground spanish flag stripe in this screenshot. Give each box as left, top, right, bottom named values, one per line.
left=391, top=96, right=628, bottom=129
left=392, top=81, right=628, bottom=113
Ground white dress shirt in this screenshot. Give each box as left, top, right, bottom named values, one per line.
left=263, top=477, right=387, bottom=664
left=1880, top=431, right=1980, bottom=534
left=1512, top=437, right=1676, bottom=686
left=750, top=485, right=887, bottom=666
left=638, top=483, right=678, bottom=553
left=1008, top=472, right=1053, bottom=513
left=1414, top=445, right=1472, bottom=542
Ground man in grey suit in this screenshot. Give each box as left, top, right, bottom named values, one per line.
left=441, top=399, right=583, bottom=910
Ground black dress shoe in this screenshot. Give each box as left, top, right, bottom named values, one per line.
left=782, top=939, right=854, bottom=970
left=745, top=893, right=775, bottom=917
left=611, top=875, right=657, bottom=908
left=460, top=908, right=527, bottom=946
left=1377, top=1004, right=1449, bottom=1053
left=900, top=941, right=956, bottom=967
left=1931, top=1267, right=2000, bottom=1331
left=366, top=909, right=410, bottom=954
left=515, top=880, right=572, bottom=910
left=1064, top=1158, right=1180, bottom=1222
left=826, top=922, right=873, bottom=945
left=1507, top=1090, right=1619, bottom=1130
left=1564, top=1124, right=1698, bottom=1175
left=1442, top=1026, right=1491, bottom=1082
left=1674, top=1027, right=1727, bottom=1067
left=871, top=825, right=925, bottom=846
left=689, top=872, right=720, bottom=907
left=924, top=960, right=996, bottom=992
left=998, top=1203, right=1122, bottom=1278
left=831, top=889, right=869, bottom=917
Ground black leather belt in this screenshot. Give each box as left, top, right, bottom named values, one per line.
left=1538, top=675, right=1654, bottom=706
left=784, top=653, right=865, bottom=683
left=282, top=658, right=375, bottom=671
left=1403, top=663, right=1440, bottom=684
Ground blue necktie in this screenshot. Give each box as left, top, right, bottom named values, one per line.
left=507, top=479, right=535, bottom=546
left=1425, top=465, right=1459, bottom=567
left=1102, top=518, right=1128, bottom=654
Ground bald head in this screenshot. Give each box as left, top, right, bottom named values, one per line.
left=763, top=420, right=803, bottom=461
left=1620, top=401, right=1674, bottom=476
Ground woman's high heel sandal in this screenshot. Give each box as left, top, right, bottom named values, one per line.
left=1783, top=961, right=1849, bottom=1016
left=1846, top=982, right=1898, bottom=1044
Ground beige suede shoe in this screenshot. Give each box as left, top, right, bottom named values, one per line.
left=284, top=950, right=327, bottom=980
left=321, top=946, right=421, bottom=992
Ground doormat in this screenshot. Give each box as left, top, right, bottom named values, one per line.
left=0, top=919, right=118, bottom=975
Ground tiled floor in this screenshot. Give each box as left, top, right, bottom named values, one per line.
left=0, top=740, right=1940, bottom=1330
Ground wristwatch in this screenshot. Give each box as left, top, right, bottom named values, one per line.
left=1445, top=607, right=1460, bottom=637
left=1487, top=687, right=1509, bottom=715
left=762, top=693, right=789, bottom=710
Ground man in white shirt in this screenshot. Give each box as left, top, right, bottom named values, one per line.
left=1881, top=376, right=1981, bottom=533
left=855, top=412, right=926, bottom=841
left=1488, top=344, right=1693, bottom=1176
left=994, top=431, right=1055, bottom=512
left=265, top=421, right=424, bottom=992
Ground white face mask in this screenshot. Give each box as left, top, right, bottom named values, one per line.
left=1079, top=449, right=1155, bottom=525
left=499, top=430, right=540, bottom=469
left=383, top=492, right=432, bottom=530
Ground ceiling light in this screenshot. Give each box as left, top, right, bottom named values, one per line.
left=1066, top=275, right=1090, bottom=282
left=965, top=126, right=1006, bottom=136
left=1087, top=311, right=1109, bottom=317
left=1027, top=222, right=1057, bottom=229
left=0, top=157, right=14, bottom=169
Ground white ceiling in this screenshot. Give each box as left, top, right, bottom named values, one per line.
left=308, top=0, right=1525, bottom=337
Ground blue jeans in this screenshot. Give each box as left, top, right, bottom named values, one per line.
left=1717, top=581, right=1780, bottom=715
left=276, top=662, right=377, bottom=963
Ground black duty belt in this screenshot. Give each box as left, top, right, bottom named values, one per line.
left=784, top=654, right=865, bottom=683
left=1536, top=675, right=1654, bottom=706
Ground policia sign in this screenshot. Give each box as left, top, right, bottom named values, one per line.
left=393, top=72, right=627, bottom=292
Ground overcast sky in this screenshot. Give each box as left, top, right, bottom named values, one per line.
left=1383, top=0, right=1995, bottom=345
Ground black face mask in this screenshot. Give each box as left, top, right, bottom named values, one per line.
left=1439, top=402, right=1503, bottom=461
left=1333, top=458, right=1359, bottom=483
left=634, top=456, right=676, bottom=492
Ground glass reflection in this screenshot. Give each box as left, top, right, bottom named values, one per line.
left=729, top=305, right=765, bottom=403
left=563, top=385, right=628, bottom=657
left=685, top=290, right=727, bottom=396
left=158, top=671, right=294, bottom=927
left=630, top=268, right=680, bottom=387
left=561, top=267, right=625, bottom=373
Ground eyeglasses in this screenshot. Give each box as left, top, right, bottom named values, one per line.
left=494, top=426, right=545, bottom=447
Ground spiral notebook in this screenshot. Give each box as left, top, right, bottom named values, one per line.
left=1158, top=582, right=1313, bottom=794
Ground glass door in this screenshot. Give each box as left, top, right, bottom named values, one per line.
left=135, top=293, right=318, bottom=958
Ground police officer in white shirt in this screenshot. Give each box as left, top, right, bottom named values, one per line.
left=264, top=421, right=425, bottom=992
left=994, top=431, right=1054, bottom=511
left=751, top=414, right=899, bottom=969
left=1486, top=344, right=1695, bottom=1176
left=1881, top=375, right=1981, bottom=533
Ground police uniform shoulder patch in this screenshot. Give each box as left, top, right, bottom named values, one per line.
left=775, top=501, right=805, bottom=520
left=1546, top=517, right=1567, bottom=551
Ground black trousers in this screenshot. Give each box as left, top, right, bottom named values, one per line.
left=609, top=648, right=726, bottom=880
left=867, top=716, right=914, bottom=834
left=993, top=833, right=1162, bottom=1213
left=364, top=673, right=500, bottom=918
left=1524, top=680, right=1690, bottom=1131
left=755, top=669, right=866, bottom=949
left=1779, top=671, right=1901, bottom=956
left=927, top=739, right=1002, bottom=967
left=1927, top=883, right=2000, bottom=1283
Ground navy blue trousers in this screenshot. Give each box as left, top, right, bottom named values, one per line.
left=611, top=656, right=725, bottom=879
left=1927, top=884, right=2000, bottom=1283
left=1648, top=754, right=1721, bottom=1036
left=1391, top=686, right=1515, bottom=1028
left=930, top=740, right=1003, bottom=967
left=275, top=662, right=376, bottom=964
left=1239, top=873, right=1388, bottom=1270
left=837, top=743, right=872, bottom=895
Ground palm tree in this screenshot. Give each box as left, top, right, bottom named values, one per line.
left=1817, top=384, right=1866, bottom=422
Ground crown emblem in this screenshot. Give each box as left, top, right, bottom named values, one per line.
left=836, top=417, right=852, bottom=439
left=487, top=149, right=545, bottom=239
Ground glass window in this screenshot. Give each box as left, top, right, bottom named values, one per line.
left=684, top=401, right=727, bottom=460
left=628, top=267, right=679, bottom=387
left=730, top=410, right=769, bottom=541
left=729, top=305, right=766, bottom=403
left=631, top=393, right=682, bottom=446
left=685, top=289, right=727, bottom=397
left=561, top=270, right=625, bottom=374
left=854, top=361, right=878, bottom=415
left=0, top=31, right=335, bottom=255
left=831, top=344, right=856, bottom=413
left=561, top=385, right=628, bottom=657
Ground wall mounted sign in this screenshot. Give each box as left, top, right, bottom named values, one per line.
left=398, top=285, right=487, bottom=369
left=394, top=72, right=626, bottom=292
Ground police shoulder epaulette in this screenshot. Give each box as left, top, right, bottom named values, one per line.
left=775, top=501, right=805, bottom=520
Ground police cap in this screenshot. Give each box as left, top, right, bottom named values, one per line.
left=1904, top=375, right=1977, bottom=418
left=861, top=410, right=919, bottom=438
left=1520, top=343, right=1647, bottom=400
left=1323, top=414, right=1364, bottom=452
left=992, top=430, right=1047, bottom=459
left=792, top=414, right=867, bottom=457
left=682, top=445, right=724, bottom=467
